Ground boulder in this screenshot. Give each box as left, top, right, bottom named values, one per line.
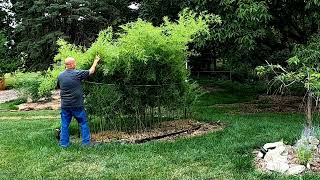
left=266, top=161, right=289, bottom=173
left=264, top=146, right=287, bottom=162
left=287, top=164, right=305, bottom=175
left=264, top=144, right=290, bottom=173
left=307, top=163, right=311, bottom=169
left=257, top=151, right=264, bottom=158
left=295, top=138, right=308, bottom=149
left=263, top=141, right=284, bottom=150
left=309, top=136, right=319, bottom=146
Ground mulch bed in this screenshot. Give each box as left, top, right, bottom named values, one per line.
left=214, top=95, right=306, bottom=114
left=91, top=119, right=224, bottom=144
left=18, top=91, right=60, bottom=111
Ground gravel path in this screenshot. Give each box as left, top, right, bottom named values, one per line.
left=0, top=90, right=20, bottom=103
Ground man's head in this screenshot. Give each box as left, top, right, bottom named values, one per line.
left=65, top=57, right=76, bottom=69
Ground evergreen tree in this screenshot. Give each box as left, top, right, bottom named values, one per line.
left=0, top=0, right=19, bottom=75
left=11, top=0, right=138, bottom=70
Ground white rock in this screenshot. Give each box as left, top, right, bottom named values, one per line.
left=257, top=151, right=264, bottom=158
left=307, top=163, right=311, bottom=169
left=266, top=161, right=289, bottom=173
left=312, top=145, right=318, bottom=151
left=295, top=138, right=309, bottom=148
left=281, top=150, right=289, bottom=156
left=309, top=136, right=319, bottom=146
left=263, top=141, right=284, bottom=150
left=274, top=145, right=286, bottom=154
left=287, top=165, right=305, bottom=175
left=264, top=146, right=287, bottom=162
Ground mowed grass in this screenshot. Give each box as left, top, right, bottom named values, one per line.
left=0, top=85, right=319, bottom=179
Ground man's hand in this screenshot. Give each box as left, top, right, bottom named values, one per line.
left=89, top=55, right=101, bottom=75
left=94, top=55, right=100, bottom=64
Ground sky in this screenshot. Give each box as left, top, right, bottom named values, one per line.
left=129, top=3, right=140, bottom=10
left=1, top=1, right=140, bottom=28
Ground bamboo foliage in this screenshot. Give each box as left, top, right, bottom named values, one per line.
left=37, top=9, right=218, bottom=131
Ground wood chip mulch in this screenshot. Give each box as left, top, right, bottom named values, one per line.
left=91, top=119, right=224, bottom=144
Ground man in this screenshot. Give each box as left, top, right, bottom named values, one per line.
left=57, top=55, right=100, bottom=147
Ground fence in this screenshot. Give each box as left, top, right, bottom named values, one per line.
left=83, top=82, right=193, bottom=133
left=192, top=70, right=232, bottom=80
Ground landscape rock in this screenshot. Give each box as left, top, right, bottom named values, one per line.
left=263, top=141, right=284, bottom=150
left=295, top=138, right=308, bottom=148
left=255, top=140, right=318, bottom=175
left=287, top=164, right=305, bottom=175
left=266, top=161, right=289, bottom=173
left=18, top=102, right=60, bottom=111
left=257, top=151, right=264, bottom=158
left=295, top=136, right=319, bottom=149
left=264, top=146, right=287, bottom=162
left=18, top=90, right=60, bottom=111
left=309, top=136, right=319, bottom=146
left=261, top=141, right=292, bottom=174
left=307, top=163, right=311, bottom=169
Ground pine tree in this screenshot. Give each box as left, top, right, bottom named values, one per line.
left=0, top=0, right=19, bottom=75
left=11, top=0, right=137, bottom=70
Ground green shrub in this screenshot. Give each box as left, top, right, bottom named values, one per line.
left=5, top=72, right=44, bottom=101
left=39, top=9, right=219, bottom=93
left=297, top=145, right=313, bottom=165
left=4, top=73, right=16, bottom=88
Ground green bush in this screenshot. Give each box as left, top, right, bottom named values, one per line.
left=5, top=72, right=44, bottom=101
left=39, top=9, right=219, bottom=92
left=297, top=145, right=313, bottom=165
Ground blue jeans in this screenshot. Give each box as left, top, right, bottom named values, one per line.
left=60, top=107, right=90, bottom=147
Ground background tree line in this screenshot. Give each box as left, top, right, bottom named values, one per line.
left=1, top=0, right=320, bottom=80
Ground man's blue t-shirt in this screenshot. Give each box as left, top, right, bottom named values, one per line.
left=57, top=69, right=90, bottom=108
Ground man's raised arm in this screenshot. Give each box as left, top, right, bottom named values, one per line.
left=89, top=55, right=100, bottom=75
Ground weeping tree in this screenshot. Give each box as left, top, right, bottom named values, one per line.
left=257, top=35, right=320, bottom=133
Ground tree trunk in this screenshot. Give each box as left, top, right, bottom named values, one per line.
left=307, top=91, right=312, bottom=128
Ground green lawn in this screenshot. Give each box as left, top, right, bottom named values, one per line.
left=0, top=87, right=319, bottom=179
